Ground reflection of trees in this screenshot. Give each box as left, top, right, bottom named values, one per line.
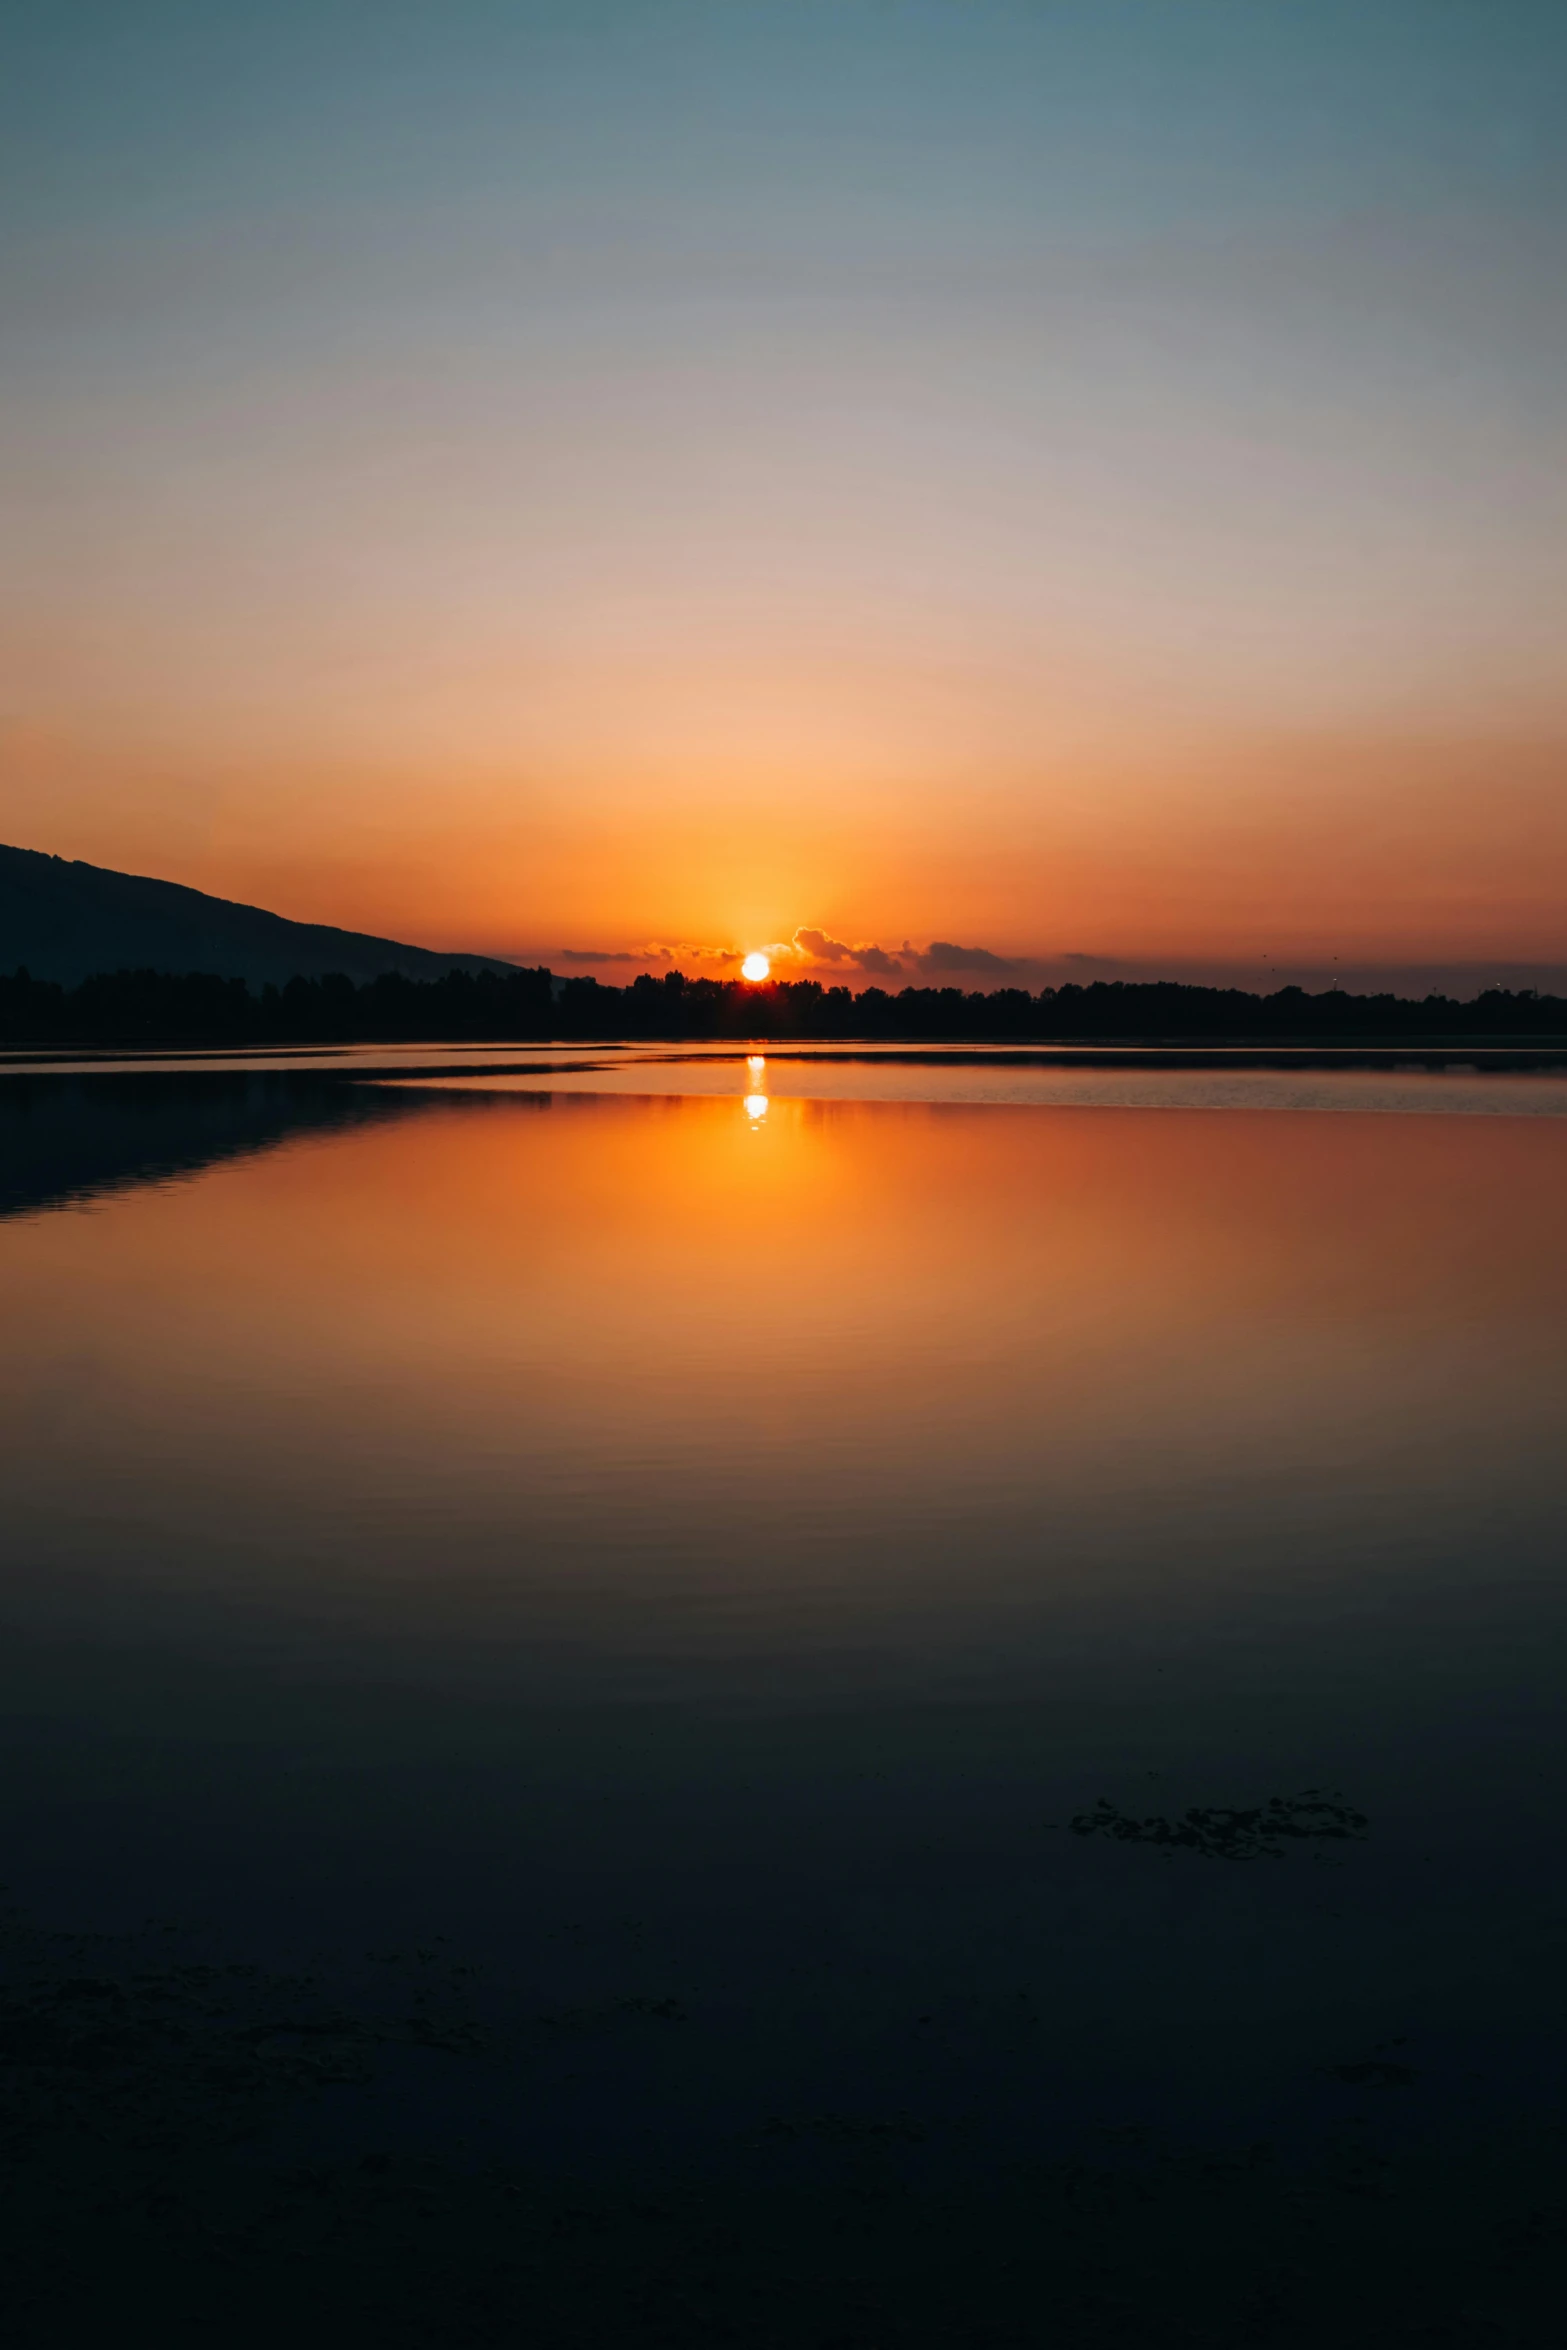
left=0, top=1075, right=433, bottom=1222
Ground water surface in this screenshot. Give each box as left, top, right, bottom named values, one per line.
left=3, top=1071, right=1566, bottom=2219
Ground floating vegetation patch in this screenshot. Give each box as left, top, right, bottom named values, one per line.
left=1325, top=2039, right=1418, bottom=2096
left=1322, top=2060, right=1416, bottom=2088
left=1069, top=1789, right=1369, bottom=1860
left=0, top=1897, right=485, bottom=2165
left=535, top=1995, right=688, bottom=2039
left=759, top=2112, right=930, bottom=2145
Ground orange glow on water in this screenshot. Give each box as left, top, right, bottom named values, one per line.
left=3, top=1094, right=1565, bottom=1604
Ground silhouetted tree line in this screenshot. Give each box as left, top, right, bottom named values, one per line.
left=3, top=962, right=1566, bottom=1047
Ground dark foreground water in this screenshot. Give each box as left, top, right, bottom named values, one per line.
left=3, top=1065, right=1567, bottom=2344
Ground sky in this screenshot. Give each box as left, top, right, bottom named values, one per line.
left=2, top=0, right=1565, bottom=990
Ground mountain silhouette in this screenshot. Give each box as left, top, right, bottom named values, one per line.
left=0, top=843, right=516, bottom=987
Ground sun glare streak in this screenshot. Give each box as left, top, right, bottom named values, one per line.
left=744, top=1093, right=769, bottom=1121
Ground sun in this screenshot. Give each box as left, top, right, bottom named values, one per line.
left=740, top=951, right=771, bottom=982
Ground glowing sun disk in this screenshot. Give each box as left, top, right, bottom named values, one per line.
left=741, top=952, right=771, bottom=982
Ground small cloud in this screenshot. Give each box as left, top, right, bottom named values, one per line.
left=792, top=926, right=853, bottom=963
left=558, top=941, right=745, bottom=974
left=791, top=927, right=905, bottom=976
left=642, top=941, right=744, bottom=969
left=915, top=940, right=1017, bottom=976
left=563, top=930, right=1022, bottom=987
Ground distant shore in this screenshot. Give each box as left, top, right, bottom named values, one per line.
left=5, top=963, right=1567, bottom=1054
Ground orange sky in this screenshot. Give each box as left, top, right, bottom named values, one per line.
left=4, top=2, right=1565, bottom=989
left=9, top=694, right=1564, bottom=990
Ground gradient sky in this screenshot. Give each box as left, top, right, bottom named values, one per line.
left=3, top=0, right=1565, bottom=986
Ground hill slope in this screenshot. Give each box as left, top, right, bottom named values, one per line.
left=0, top=845, right=516, bottom=987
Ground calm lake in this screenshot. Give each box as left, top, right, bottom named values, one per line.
left=4, top=1059, right=1567, bottom=2332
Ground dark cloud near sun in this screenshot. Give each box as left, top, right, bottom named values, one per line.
left=915, top=940, right=1017, bottom=976
left=787, top=928, right=1020, bottom=980
left=561, top=942, right=744, bottom=971
left=560, top=931, right=1026, bottom=986
left=792, top=927, right=905, bottom=976
left=790, top=927, right=854, bottom=964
